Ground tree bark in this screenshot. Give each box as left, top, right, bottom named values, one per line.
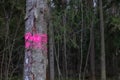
left=79, top=0, right=83, bottom=79
left=99, top=0, right=106, bottom=80
left=63, top=12, right=67, bottom=80
left=89, top=22, right=96, bottom=80
left=62, top=0, right=67, bottom=79
left=24, top=0, right=48, bottom=80
left=48, top=4, right=54, bottom=80
left=87, top=0, right=96, bottom=80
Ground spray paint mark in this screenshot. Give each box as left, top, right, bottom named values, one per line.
left=25, top=32, right=47, bottom=49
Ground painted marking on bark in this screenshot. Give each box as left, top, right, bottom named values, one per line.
left=25, top=32, right=47, bottom=49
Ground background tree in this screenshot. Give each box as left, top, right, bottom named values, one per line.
left=87, top=0, right=96, bottom=80
left=48, top=1, right=55, bottom=80
left=99, top=0, right=106, bottom=80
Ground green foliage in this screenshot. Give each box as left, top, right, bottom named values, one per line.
left=111, top=17, right=120, bottom=30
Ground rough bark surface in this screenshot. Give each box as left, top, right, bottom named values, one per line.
left=24, top=0, right=48, bottom=80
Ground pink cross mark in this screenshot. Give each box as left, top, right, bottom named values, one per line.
left=25, top=32, right=47, bottom=49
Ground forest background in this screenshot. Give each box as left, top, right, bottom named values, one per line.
left=0, top=0, right=120, bottom=80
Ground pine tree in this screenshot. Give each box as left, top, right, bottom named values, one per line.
left=24, top=0, right=48, bottom=80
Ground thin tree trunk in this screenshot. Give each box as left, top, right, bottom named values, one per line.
left=89, top=22, right=96, bottom=80
left=61, top=0, right=67, bottom=79
left=48, top=5, right=54, bottom=80
left=87, top=0, right=96, bottom=80
left=99, top=0, right=106, bottom=80
left=79, top=0, right=83, bottom=79
left=63, top=12, right=67, bottom=80
left=24, top=0, right=48, bottom=80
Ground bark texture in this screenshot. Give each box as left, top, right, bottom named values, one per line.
left=24, top=0, right=48, bottom=80
left=48, top=5, right=54, bottom=80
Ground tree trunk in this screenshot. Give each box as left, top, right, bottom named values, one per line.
left=62, top=0, right=67, bottom=79
left=79, top=0, right=83, bottom=79
left=87, top=0, right=96, bottom=80
left=99, top=0, right=106, bottom=80
left=62, top=12, right=67, bottom=80
left=24, top=0, right=48, bottom=80
left=48, top=4, right=54, bottom=80
left=89, top=22, right=96, bottom=80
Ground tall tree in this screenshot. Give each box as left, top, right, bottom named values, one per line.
left=89, top=18, right=96, bottom=80
left=24, top=0, right=48, bottom=80
left=99, top=0, right=106, bottom=80
left=48, top=2, right=55, bottom=80
left=79, top=0, right=83, bottom=80
left=62, top=0, right=67, bottom=79
left=89, top=0, right=96, bottom=80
